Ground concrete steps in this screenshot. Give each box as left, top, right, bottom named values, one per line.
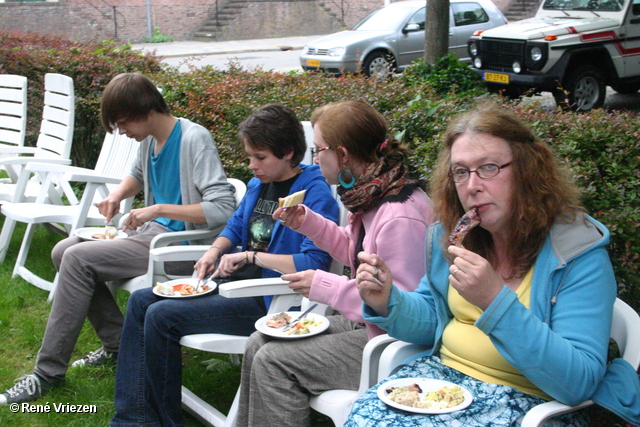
left=504, top=0, right=541, bottom=21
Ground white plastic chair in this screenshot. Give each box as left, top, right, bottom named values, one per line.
left=0, top=74, right=28, bottom=153
left=106, top=177, right=247, bottom=295
left=0, top=131, right=139, bottom=293
left=354, top=298, right=640, bottom=427
left=0, top=73, right=75, bottom=204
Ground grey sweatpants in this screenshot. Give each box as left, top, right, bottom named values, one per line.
left=236, top=315, right=369, bottom=427
left=33, top=222, right=168, bottom=382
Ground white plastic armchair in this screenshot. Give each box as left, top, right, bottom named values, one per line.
left=359, top=298, right=640, bottom=427
left=0, top=73, right=74, bottom=204
left=0, top=132, right=139, bottom=294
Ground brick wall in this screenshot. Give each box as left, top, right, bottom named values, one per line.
left=0, top=0, right=508, bottom=43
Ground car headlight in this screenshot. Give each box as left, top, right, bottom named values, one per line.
left=328, top=47, right=345, bottom=57
left=473, top=57, right=482, bottom=69
left=512, top=61, right=522, bottom=74
left=469, top=42, right=478, bottom=57
left=530, top=46, right=542, bottom=62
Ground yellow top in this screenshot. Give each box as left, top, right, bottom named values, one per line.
left=439, top=266, right=551, bottom=400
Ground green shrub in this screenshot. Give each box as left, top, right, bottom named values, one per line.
left=401, top=54, right=485, bottom=96
left=144, top=27, right=175, bottom=43
left=0, top=31, right=164, bottom=169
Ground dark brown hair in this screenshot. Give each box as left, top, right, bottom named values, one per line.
left=430, top=101, right=583, bottom=278
left=100, top=73, right=170, bottom=133
left=237, top=104, right=306, bottom=167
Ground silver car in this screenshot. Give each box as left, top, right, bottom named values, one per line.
left=300, top=0, right=508, bottom=78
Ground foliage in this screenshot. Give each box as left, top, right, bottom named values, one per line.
left=144, top=26, right=175, bottom=43
left=401, top=54, right=485, bottom=96
left=0, top=31, right=164, bottom=169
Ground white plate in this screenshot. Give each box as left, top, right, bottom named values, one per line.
left=255, top=311, right=329, bottom=339
left=152, top=278, right=218, bottom=299
left=73, top=227, right=127, bottom=241
left=377, top=378, right=473, bottom=414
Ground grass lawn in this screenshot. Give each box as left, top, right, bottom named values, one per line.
left=0, top=220, right=333, bottom=426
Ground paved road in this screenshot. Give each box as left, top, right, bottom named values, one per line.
left=132, top=37, right=640, bottom=113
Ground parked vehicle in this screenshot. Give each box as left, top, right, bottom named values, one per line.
left=467, top=0, right=640, bottom=111
left=299, top=0, right=508, bottom=79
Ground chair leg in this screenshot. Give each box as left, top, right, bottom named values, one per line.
left=0, top=216, right=17, bottom=263
left=13, top=223, right=54, bottom=292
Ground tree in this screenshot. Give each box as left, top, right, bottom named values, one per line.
left=424, top=0, right=450, bottom=65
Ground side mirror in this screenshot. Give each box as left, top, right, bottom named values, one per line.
left=402, top=23, right=421, bottom=34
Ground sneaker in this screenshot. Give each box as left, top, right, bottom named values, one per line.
left=71, top=347, right=117, bottom=368
left=0, top=373, right=53, bottom=405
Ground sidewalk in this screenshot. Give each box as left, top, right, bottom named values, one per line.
left=131, top=35, right=322, bottom=58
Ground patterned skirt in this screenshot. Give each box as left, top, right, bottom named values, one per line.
left=344, top=355, right=589, bottom=427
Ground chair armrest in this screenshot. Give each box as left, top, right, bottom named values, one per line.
left=149, top=245, right=211, bottom=264
left=149, top=228, right=221, bottom=249
left=520, top=400, right=593, bottom=427
left=0, top=157, right=71, bottom=167
left=219, top=278, right=294, bottom=298
left=378, top=340, right=430, bottom=380
left=357, top=334, right=399, bottom=394
left=22, top=162, right=122, bottom=186
left=0, top=147, right=38, bottom=156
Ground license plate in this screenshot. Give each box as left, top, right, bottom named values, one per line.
left=306, top=59, right=321, bottom=67
left=484, top=72, right=509, bottom=84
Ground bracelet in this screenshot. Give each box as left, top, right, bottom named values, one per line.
left=209, top=244, right=223, bottom=253
left=244, top=251, right=249, bottom=264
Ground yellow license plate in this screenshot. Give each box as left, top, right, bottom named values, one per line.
left=484, top=72, right=509, bottom=84
left=306, top=59, right=321, bottom=67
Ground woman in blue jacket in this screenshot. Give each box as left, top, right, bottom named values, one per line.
left=349, top=102, right=638, bottom=426
left=110, top=104, right=339, bottom=427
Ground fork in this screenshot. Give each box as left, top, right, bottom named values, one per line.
left=195, top=270, right=215, bottom=293
left=282, top=303, right=318, bottom=332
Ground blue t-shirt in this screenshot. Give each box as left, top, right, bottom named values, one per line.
left=149, top=121, right=185, bottom=232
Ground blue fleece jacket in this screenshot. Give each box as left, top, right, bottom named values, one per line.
left=219, top=163, right=338, bottom=281
left=364, top=213, right=640, bottom=424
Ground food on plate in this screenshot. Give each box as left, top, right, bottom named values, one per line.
left=266, top=312, right=292, bottom=328
left=278, top=190, right=306, bottom=208
left=284, top=317, right=323, bottom=335
left=91, top=233, right=116, bottom=240
left=155, top=282, right=175, bottom=296
left=154, top=282, right=211, bottom=296
left=447, top=207, right=481, bottom=247
left=387, top=384, right=465, bottom=410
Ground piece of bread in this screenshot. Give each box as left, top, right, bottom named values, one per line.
left=278, top=189, right=306, bottom=208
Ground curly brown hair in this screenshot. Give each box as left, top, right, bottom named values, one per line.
left=430, top=101, right=583, bottom=278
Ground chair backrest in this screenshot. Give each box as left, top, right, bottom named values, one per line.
left=34, top=73, right=74, bottom=160
left=612, top=298, right=640, bottom=369
left=301, top=120, right=314, bottom=165
left=228, top=178, right=246, bottom=205
left=0, top=74, right=27, bottom=148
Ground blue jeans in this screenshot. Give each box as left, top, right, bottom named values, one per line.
left=110, top=287, right=267, bottom=427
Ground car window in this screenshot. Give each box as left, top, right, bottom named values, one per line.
left=543, top=0, right=623, bottom=11
left=353, top=6, right=422, bottom=31
left=452, top=2, right=490, bottom=26
left=407, top=7, right=426, bottom=29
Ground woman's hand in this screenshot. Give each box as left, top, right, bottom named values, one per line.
left=273, top=205, right=306, bottom=229
left=214, top=252, right=249, bottom=278
left=194, top=248, right=220, bottom=280
left=282, top=269, right=315, bottom=298
left=447, top=245, right=503, bottom=310
left=356, top=252, right=392, bottom=317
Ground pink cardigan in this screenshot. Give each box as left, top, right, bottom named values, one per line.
left=297, top=188, right=436, bottom=339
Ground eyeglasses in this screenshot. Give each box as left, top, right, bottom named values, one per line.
left=310, top=146, right=332, bottom=158
left=450, top=162, right=512, bottom=183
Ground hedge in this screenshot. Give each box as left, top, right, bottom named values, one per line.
left=1, top=31, right=638, bottom=310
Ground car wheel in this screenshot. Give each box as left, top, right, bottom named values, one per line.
left=610, top=82, right=640, bottom=94
left=362, top=51, right=396, bottom=80
left=562, top=66, right=606, bottom=111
